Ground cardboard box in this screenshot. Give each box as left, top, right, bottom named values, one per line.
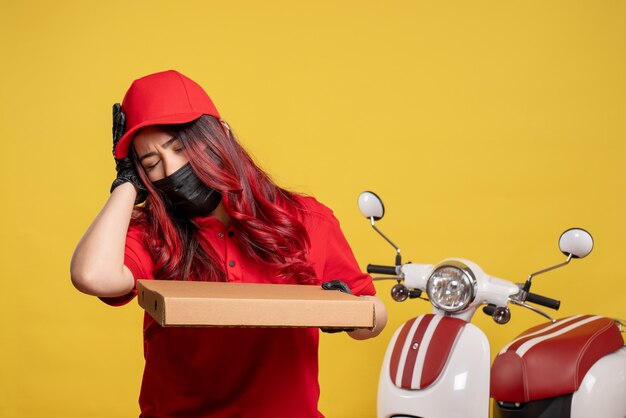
left=137, top=280, right=375, bottom=329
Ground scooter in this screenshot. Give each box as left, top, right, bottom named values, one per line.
left=357, top=191, right=626, bottom=418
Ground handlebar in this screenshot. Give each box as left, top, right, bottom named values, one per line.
left=367, top=263, right=561, bottom=314
left=526, top=292, right=561, bottom=310
left=367, top=264, right=397, bottom=275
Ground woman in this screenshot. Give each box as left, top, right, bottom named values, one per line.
left=71, top=70, right=387, bottom=417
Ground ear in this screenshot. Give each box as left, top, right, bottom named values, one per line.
left=219, top=119, right=231, bottom=135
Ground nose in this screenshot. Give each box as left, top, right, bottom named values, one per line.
left=163, top=153, right=188, bottom=178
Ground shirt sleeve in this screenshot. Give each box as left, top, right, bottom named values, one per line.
left=99, top=222, right=154, bottom=306
left=302, top=197, right=376, bottom=297
left=322, top=211, right=376, bottom=297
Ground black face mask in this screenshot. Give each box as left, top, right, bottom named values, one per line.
left=153, top=163, right=222, bottom=218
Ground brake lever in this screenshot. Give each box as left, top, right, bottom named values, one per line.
left=509, top=298, right=556, bottom=323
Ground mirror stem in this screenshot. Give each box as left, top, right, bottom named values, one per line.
left=370, top=217, right=402, bottom=266
left=523, top=253, right=573, bottom=292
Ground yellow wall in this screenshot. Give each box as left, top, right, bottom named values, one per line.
left=1, top=1, right=625, bottom=416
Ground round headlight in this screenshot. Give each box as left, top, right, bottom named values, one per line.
left=426, top=261, right=476, bottom=312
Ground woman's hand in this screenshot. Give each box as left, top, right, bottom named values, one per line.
left=110, top=103, right=147, bottom=204
left=347, top=295, right=387, bottom=340
left=320, top=280, right=388, bottom=340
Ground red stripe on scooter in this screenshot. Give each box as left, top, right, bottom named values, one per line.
left=421, top=316, right=467, bottom=388
left=389, top=317, right=418, bottom=384
left=401, top=315, right=434, bottom=389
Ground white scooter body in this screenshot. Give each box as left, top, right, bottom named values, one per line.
left=570, top=347, right=626, bottom=418
left=378, top=319, right=490, bottom=418
left=377, top=260, right=516, bottom=418
left=380, top=314, right=626, bottom=418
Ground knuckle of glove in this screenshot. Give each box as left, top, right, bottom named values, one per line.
left=321, top=280, right=353, bottom=295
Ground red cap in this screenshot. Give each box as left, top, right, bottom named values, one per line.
left=114, top=70, right=220, bottom=159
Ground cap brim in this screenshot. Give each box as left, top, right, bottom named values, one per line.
left=114, top=112, right=205, bottom=159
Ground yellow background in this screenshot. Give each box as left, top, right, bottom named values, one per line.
left=1, top=1, right=625, bottom=417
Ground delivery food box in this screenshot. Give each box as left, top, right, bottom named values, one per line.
left=137, top=280, right=375, bottom=329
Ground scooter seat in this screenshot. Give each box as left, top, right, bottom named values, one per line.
left=491, top=314, right=623, bottom=402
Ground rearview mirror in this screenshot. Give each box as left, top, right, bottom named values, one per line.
left=559, top=228, right=593, bottom=259
left=358, top=191, right=385, bottom=221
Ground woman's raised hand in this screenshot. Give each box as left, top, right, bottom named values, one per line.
left=110, top=103, right=147, bottom=204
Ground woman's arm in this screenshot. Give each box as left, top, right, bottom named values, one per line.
left=347, top=295, right=388, bottom=340
left=70, top=182, right=136, bottom=297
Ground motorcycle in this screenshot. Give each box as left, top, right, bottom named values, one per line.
left=357, top=191, right=626, bottom=418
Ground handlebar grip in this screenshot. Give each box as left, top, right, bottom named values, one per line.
left=526, top=292, right=561, bottom=310
left=367, top=264, right=397, bottom=275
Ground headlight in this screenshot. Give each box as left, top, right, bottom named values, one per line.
left=426, top=261, right=477, bottom=312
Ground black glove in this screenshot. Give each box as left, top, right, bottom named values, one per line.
left=320, top=280, right=356, bottom=334
left=110, top=103, right=147, bottom=204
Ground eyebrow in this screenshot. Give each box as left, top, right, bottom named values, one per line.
left=138, top=136, right=178, bottom=162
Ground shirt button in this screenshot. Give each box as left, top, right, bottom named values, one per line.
left=218, top=232, right=224, bottom=238
left=229, top=261, right=236, bottom=267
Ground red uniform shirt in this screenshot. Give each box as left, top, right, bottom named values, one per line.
left=102, top=196, right=376, bottom=418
